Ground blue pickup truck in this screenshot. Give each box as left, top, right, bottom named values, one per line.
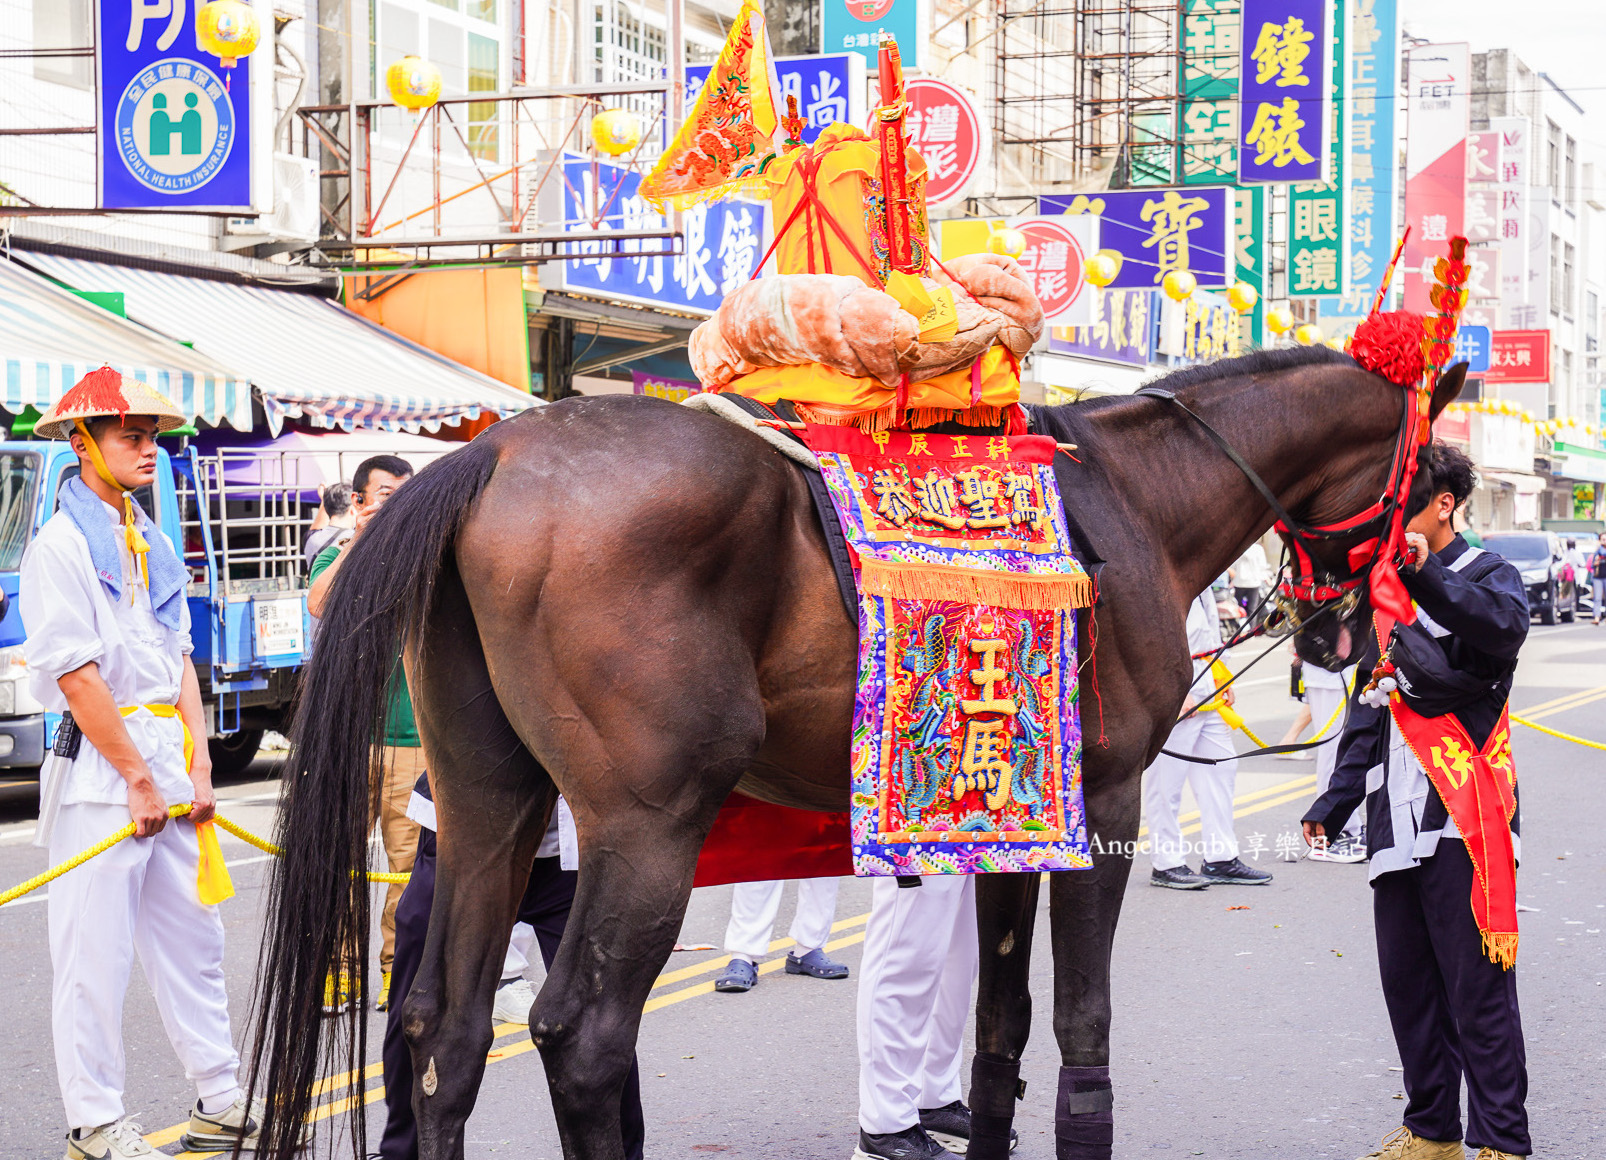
left=0, top=438, right=317, bottom=784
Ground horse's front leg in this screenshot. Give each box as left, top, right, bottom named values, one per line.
left=1048, top=775, right=1142, bottom=1160
left=969, top=872, right=1043, bottom=1160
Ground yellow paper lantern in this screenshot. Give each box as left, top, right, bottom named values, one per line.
left=1294, top=322, right=1323, bottom=346
left=195, top=0, right=260, bottom=69
left=1161, top=269, right=1198, bottom=302
left=1084, top=250, right=1122, bottom=288
left=591, top=108, right=645, bottom=157
left=986, top=227, right=1028, bottom=259
left=1225, top=281, right=1259, bottom=314
left=1325, top=336, right=1347, bottom=351
left=1266, top=306, right=1296, bottom=335
left=387, top=56, right=443, bottom=112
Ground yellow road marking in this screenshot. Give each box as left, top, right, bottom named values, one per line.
left=1519, top=685, right=1606, bottom=721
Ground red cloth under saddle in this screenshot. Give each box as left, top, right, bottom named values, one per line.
left=693, top=793, right=853, bottom=887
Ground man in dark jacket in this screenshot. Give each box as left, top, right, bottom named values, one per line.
left=1303, top=442, right=1531, bottom=1160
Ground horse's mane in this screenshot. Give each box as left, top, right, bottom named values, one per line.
left=1044, top=344, right=1355, bottom=410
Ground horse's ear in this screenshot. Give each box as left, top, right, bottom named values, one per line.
left=1429, top=362, right=1468, bottom=419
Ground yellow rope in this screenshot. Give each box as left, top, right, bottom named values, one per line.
left=0, top=805, right=410, bottom=907
left=1510, top=714, right=1606, bottom=751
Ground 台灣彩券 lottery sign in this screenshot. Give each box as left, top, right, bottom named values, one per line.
left=1012, top=217, right=1097, bottom=327
left=905, top=79, right=982, bottom=208
left=1237, top=0, right=1333, bottom=184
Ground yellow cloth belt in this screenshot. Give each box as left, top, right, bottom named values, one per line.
left=119, top=703, right=233, bottom=905
left=74, top=419, right=151, bottom=593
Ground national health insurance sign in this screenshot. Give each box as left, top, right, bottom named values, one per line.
left=98, top=0, right=256, bottom=210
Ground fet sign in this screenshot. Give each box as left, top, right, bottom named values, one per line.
left=906, top=79, right=982, bottom=208
left=1012, top=216, right=1097, bottom=326
left=1484, top=329, right=1550, bottom=383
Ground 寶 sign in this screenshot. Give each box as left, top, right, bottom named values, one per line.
left=548, top=154, right=766, bottom=315
left=1238, top=0, right=1333, bottom=184
left=1039, top=187, right=1235, bottom=290
left=98, top=0, right=257, bottom=210
left=823, top=0, right=921, bottom=70
left=905, top=79, right=982, bottom=208
left=685, top=53, right=865, bottom=149
left=1287, top=0, right=1348, bottom=298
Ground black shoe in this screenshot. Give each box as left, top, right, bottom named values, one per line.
left=853, top=1126, right=961, bottom=1160
left=1150, top=865, right=1209, bottom=889
left=1199, top=857, right=1273, bottom=884
left=920, top=1099, right=1018, bottom=1154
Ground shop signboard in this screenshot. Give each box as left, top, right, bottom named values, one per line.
left=1015, top=217, right=1097, bottom=326
left=1039, top=187, right=1235, bottom=290
left=1402, top=43, right=1470, bottom=312
left=1237, top=0, right=1332, bottom=184
left=1490, top=117, right=1530, bottom=321
left=905, top=79, right=983, bottom=207
left=1182, top=0, right=1241, bottom=184
left=686, top=54, right=865, bottom=149
left=1476, top=413, right=1535, bottom=473
left=1433, top=407, right=1471, bottom=445
left=549, top=154, right=765, bottom=315
left=1484, top=329, right=1551, bottom=384
left=1287, top=0, right=1349, bottom=298
left=97, top=0, right=258, bottom=210
left=823, top=0, right=922, bottom=70
left=1452, top=325, right=1491, bottom=373
left=1234, top=186, right=1268, bottom=344
left=1048, top=290, right=1154, bottom=368
left=1553, top=445, right=1606, bottom=486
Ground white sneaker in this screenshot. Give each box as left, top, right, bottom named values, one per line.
left=65, top=1120, right=153, bottom=1160
left=492, top=977, right=537, bottom=1027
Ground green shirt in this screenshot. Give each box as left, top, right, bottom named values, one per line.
left=310, top=543, right=420, bottom=748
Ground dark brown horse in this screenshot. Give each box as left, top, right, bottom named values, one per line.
left=245, top=346, right=1465, bottom=1160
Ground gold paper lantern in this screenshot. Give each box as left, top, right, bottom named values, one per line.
left=1325, top=336, right=1347, bottom=351
left=1161, top=269, right=1197, bottom=302
left=1294, top=322, right=1324, bottom=346
left=1265, top=306, right=1296, bottom=335
left=986, top=228, right=1028, bottom=259
left=1226, top=281, right=1259, bottom=314
left=387, top=56, right=443, bottom=112
left=195, top=0, right=260, bottom=69
left=1084, top=250, right=1122, bottom=288
left=591, top=108, right=645, bottom=156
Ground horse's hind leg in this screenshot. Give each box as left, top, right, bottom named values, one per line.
left=404, top=571, right=553, bottom=1160
left=969, top=872, right=1043, bottom=1160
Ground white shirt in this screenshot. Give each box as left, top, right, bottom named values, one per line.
left=1231, top=542, right=1270, bottom=588
left=1186, top=588, right=1223, bottom=687
left=21, top=502, right=194, bottom=807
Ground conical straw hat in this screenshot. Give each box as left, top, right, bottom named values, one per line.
left=34, top=366, right=188, bottom=440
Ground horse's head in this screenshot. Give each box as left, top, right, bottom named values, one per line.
left=1282, top=362, right=1468, bottom=671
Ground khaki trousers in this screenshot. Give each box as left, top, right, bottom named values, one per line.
left=372, top=746, right=425, bottom=973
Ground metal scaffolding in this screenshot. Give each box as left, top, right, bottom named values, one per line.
left=993, top=0, right=1185, bottom=193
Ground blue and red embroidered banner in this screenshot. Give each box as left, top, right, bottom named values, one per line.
left=807, top=426, right=1094, bottom=876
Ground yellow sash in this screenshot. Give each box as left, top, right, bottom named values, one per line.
left=119, top=704, right=234, bottom=905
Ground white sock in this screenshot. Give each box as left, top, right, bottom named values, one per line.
left=199, top=1088, right=240, bottom=1115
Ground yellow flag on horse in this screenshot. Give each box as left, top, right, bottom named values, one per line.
left=639, top=0, right=782, bottom=210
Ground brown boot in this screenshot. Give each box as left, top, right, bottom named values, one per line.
left=1472, top=1150, right=1525, bottom=1159
left=1355, top=1127, right=1464, bottom=1160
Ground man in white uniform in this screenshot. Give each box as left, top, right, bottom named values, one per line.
left=712, top=877, right=848, bottom=992
left=1144, top=588, right=1274, bottom=889
left=22, top=371, right=257, bottom=1159
left=853, top=875, right=984, bottom=1160
left=1303, top=661, right=1364, bottom=862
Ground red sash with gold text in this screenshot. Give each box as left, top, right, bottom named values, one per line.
left=1377, top=616, right=1520, bottom=967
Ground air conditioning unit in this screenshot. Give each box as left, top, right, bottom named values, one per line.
left=264, top=153, right=320, bottom=243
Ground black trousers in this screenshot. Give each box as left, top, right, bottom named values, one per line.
left=1372, top=839, right=1530, bottom=1154
left=380, top=832, right=646, bottom=1160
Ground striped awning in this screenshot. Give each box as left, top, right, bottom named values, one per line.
left=0, top=257, right=254, bottom=430
left=18, top=253, right=540, bottom=434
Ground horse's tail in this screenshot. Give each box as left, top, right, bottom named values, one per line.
left=244, top=434, right=503, bottom=1160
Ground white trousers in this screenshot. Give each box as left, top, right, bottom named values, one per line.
left=1144, top=713, right=1239, bottom=870
left=723, top=877, right=840, bottom=962
left=1307, top=684, right=1360, bottom=839
left=49, top=803, right=240, bottom=1131
left=857, top=875, right=977, bottom=1135
left=503, top=922, right=536, bottom=979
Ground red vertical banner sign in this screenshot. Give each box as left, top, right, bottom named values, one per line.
left=875, top=42, right=918, bottom=275
left=1402, top=43, right=1469, bottom=312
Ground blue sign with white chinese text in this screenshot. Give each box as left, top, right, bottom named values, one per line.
left=98, top=0, right=253, bottom=210
left=1237, top=0, right=1332, bottom=184
left=686, top=54, right=864, bottom=148
left=553, top=155, right=766, bottom=315
left=1039, top=188, right=1235, bottom=289
left=1453, top=325, right=1491, bottom=373
left=822, top=0, right=921, bottom=71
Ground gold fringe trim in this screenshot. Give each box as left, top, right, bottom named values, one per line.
left=1482, top=931, right=1518, bottom=970
left=861, top=558, right=1093, bottom=611
left=792, top=401, right=1009, bottom=434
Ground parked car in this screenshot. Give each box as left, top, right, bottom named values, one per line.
left=1481, top=531, right=1576, bottom=625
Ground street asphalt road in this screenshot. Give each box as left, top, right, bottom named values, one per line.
left=0, top=620, right=1601, bottom=1160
